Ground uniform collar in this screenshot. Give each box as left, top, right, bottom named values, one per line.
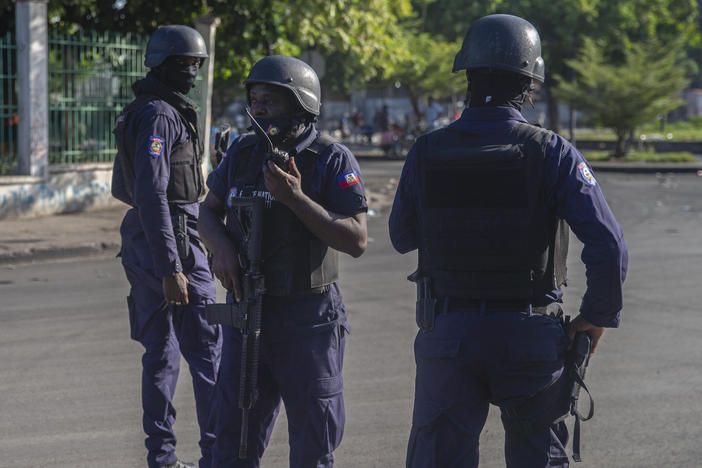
left=287, top=124, right=318, bottom=156
left=452, top=106, right=529, bottom=124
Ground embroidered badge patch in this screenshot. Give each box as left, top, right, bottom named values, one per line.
left=338, top=171, right=360, bottom=189
left=148, top=136, right=164, bottom=157
left=266, top=125, right=279, bottom=136
left=577, top=162, right=597, bottom=186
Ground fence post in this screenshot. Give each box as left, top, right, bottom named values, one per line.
left=15, top=0, right=48, bottom=178
left=194, top=14, right=220, bottom=173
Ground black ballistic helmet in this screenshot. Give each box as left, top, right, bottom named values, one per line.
left=452, top=14, right=545, bottom=83
left=244, top=55, right=321, bottom=116
left=145, top=25, right=208, bottom=68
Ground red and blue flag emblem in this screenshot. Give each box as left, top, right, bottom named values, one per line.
left=337, top=171, right=360, bottom=189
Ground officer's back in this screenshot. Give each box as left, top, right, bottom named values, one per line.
left=389, top=14, right=627, bottom=468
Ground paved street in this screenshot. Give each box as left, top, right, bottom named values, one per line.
left=1, top=166, right=702, bottom=467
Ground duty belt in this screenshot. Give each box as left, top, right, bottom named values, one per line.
left=445, top=298, right=563, bottom=318
left=206, top=285, right=330, bottom=328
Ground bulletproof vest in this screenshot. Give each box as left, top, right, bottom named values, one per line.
left=417, top=122, right=568, bottom=303
left=112, top=95, right=205, bottom=206
left=227, top=133, right=339, bottom=296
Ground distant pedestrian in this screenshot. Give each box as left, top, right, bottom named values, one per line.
left=423, top=96, right=443, bottom=130
left=351, top=107, right=363, bottom=141
left=338, top=113, right=350, bottom=140
left=111, top=25, right=221, bottom=468
left=374, top=104, right=390, bottom=132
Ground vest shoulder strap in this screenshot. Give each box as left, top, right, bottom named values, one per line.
left=296, top=134, right=336, bottom=172
left=306, top=134, right=336, bottom=155
left=511, top=121, right=554, bottom=154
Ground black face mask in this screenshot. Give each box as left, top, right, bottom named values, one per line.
left=467, top=70, right=533, bottom=111
left=252, top=114, right=305, bottom=148
left=152, top=60, right=199, bottom=95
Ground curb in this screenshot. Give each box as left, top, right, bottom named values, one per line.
left=0, top=242, right=120, bottom=267
left=2, top=158, right=700, bottom=268
left=589, top=162, right=702, bottom=174
left=352, top=148, right=702, bottom=173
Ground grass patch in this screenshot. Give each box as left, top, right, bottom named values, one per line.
left=575, top=117, right=702, bottom=142
left=574, top=130, right=618, bottom=141
left=583, top=150, right=697, bottom=163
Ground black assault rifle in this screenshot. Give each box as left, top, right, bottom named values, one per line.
left=205, top=196, right=265, bottom=459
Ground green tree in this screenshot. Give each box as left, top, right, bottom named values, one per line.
left=412, top=0, right=700, bottom=134
left=390, top=32, right=463, bottom=119
left=44, top=0, right=413, bottom=90
left=556, top=39, right=688, bottom=158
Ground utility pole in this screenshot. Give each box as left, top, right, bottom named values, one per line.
left=15, top=0, right=48, bottom=178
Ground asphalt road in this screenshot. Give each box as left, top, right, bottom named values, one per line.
left=1, top=165, right=702, bottom=467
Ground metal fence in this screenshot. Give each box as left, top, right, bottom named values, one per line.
left=48, top=29, right=148, bottom=165
left=0, top=28, right=204, bottom=172
left=0, top=31, right=17, bottom=175
left=47, top=29, right=203, bottom=165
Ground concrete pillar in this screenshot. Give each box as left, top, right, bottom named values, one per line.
left=194, top=15, right=220, bottom=172
left=15, top=0, right=49, bottom=178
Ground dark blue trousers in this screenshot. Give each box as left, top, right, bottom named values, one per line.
left=211, top=290, right=347, bottom=468
left=124, top=263, right=222, bottom=468
left=407, top=303, right=571, bottom=468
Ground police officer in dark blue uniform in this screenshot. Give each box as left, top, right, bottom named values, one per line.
left=198, top=55, right=368, bottom=467
left=389, top=14, right=628, bottom=468
left=111, top=25, right=222, bottom=468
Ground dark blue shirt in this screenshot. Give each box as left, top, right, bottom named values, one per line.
left=207, top=125, right=367, bottom=325
left=208, top=125, right=367, bottom=216
left=389, top=106, right=628, bottom=328
left=117, top=98, right=215, bottom=298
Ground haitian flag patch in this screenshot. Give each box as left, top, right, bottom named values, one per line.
left=338, top=171, right=360, bottom=189
left=148, top=136, right=165, bottom=157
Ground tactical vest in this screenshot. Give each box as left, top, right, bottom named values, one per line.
left=227, top=134, right=339, bottom=296
left=417, top=122, right=568, bottom=303
left=113, top=95, right=205, bottom=206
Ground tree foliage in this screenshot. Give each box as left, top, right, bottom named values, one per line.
left=412, top=0, right=700, bottom=133
left=555, top=39, right=689, bottom=158
left=10, top=0, right=702, bottom=132
left=43, top=0, right=413, bottom=89
left=390, top=32, right=463, bottom=116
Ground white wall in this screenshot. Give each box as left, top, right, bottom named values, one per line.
left=0, top=164, right=119, bottom=219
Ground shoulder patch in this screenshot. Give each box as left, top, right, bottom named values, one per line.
left=338, top=170, right=360, bottom=189
left=577, top=162, right=597, bottom=186
left=148, top=136, right=165, bottom=158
